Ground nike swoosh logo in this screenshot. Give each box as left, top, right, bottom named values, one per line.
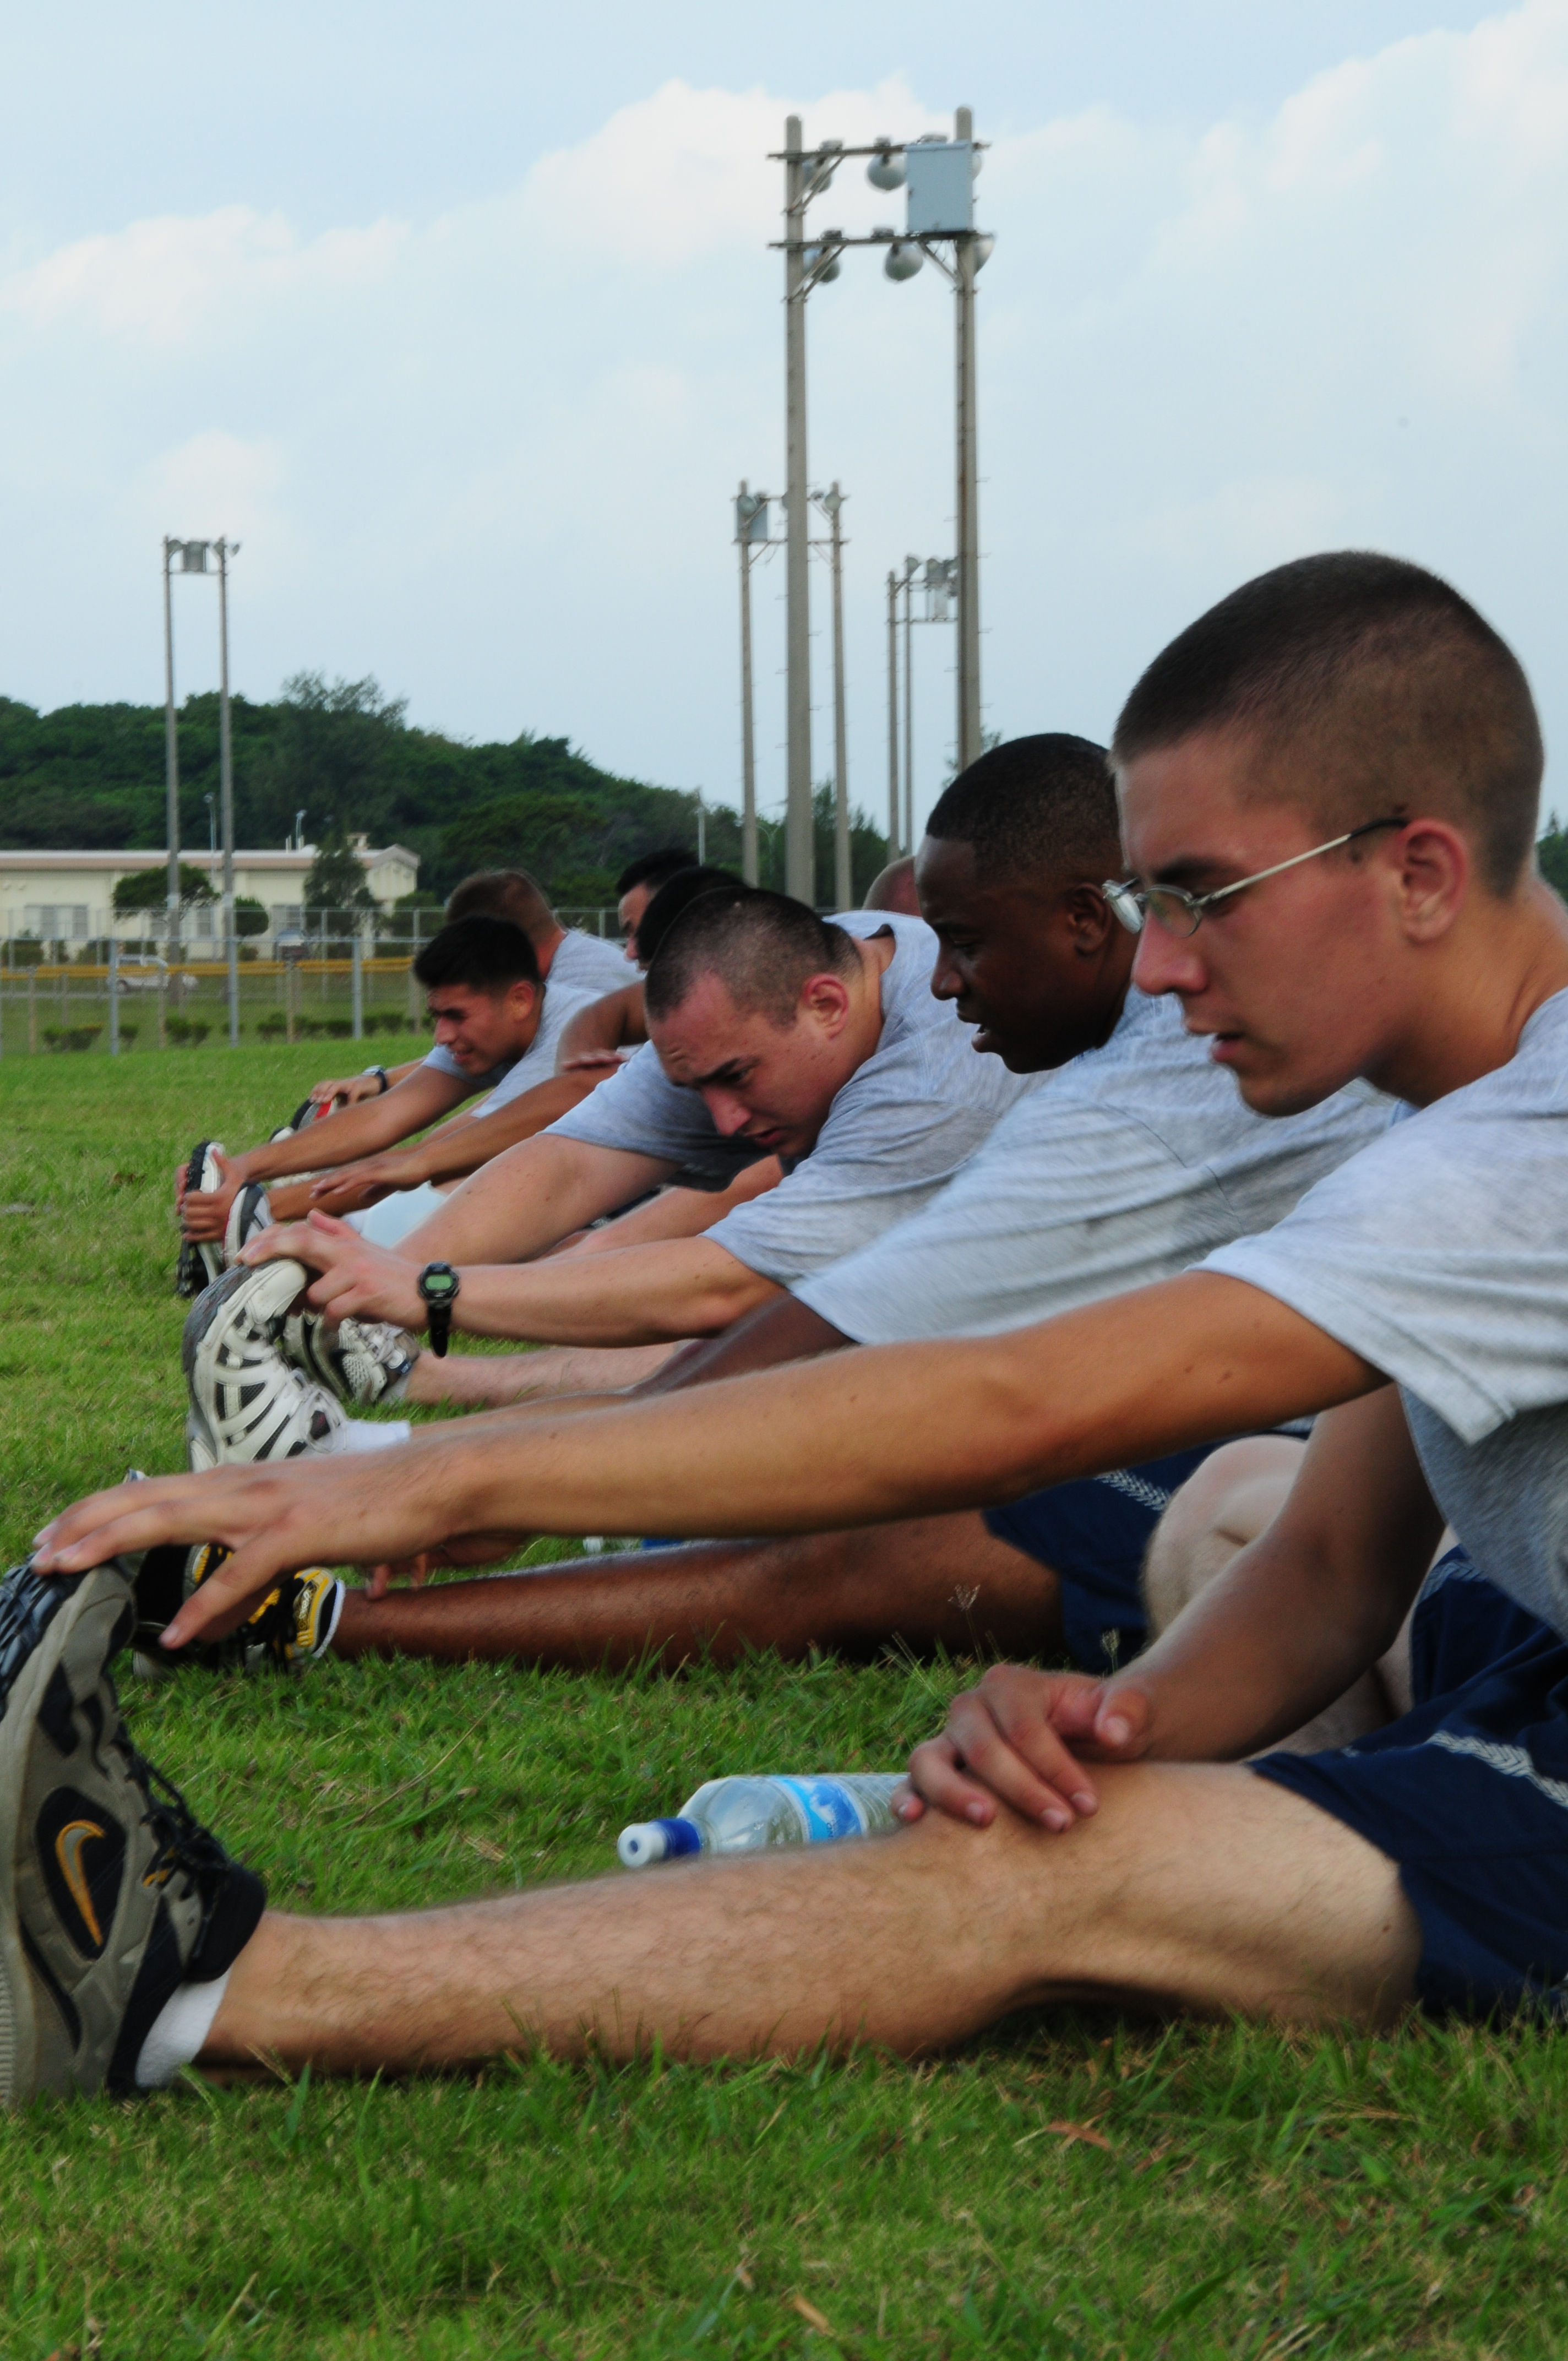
left=56, top=1819, right=107, bottom=1948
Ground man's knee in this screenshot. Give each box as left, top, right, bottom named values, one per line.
left=1142, top=1436, right=1308, bottom=1636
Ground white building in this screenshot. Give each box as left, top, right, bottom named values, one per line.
left=0, top=840, right=420, bottom=953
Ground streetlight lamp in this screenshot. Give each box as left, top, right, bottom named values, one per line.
left=161, top=535, right=241, bottom=1043
left=771, top=106, right=994, bottom=875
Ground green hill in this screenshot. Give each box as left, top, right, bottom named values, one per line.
left=0, top=673, right=889, bottom=908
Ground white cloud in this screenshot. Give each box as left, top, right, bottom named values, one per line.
left=7, top=10, right=1568, bottom=826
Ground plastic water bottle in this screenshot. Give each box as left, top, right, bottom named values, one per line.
left=617, top=1773, right=905, bottom=1868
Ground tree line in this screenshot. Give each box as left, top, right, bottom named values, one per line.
left=0, top=673, right=891, bottom=909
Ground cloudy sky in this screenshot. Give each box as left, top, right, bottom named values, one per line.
left=3, top=0, right=1564, bottom=840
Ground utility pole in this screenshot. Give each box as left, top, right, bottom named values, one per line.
left=161, top=540, right=181, bottom=964
left=215, top=537, right=239, bottom=1047
left=782, top=117, right=814, bottom=904
left=885, top=570, right=901, bottom=856
left=953, top=107, right=982, bottom=774
left=902, top=554, right=917, bottom=858
left=734, top=483, right=775, bottom=886
left=820, top=485, right=851, bottom=908
left=737, top=507, right=757, bottom=885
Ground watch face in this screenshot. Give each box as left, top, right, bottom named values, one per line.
left=421, top=1268, right=459, bottom=1301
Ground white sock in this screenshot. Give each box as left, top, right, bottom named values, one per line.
left=133, top=1968, right=231, bottom=2089
left=334, top=1418, right=412, bottom=1454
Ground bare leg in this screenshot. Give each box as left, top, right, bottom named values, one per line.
left=1142, top=1438, right=1391, bottom=1751
left=331, top=1513, right=1063, bottom=1669
left=203, top=1765, right=1420, bottom=2075
left=402, top=1341, right=679, bottom=1409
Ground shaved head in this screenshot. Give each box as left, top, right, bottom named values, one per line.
left=644, top=889, right=857, bottom=1029
left=1113, top=552, right=1543, bottom=896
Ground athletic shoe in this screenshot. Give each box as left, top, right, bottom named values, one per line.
left=269, top=1096, right=319, bottom=1144
left=284, top=1310, right=418, bottom=1407
left=224, top=1182, right=273, bottom=1266
left=0, top=1555, right=265, bottom=2103
left=130, top=1543, right=343, bottom=1680
left=183, top=1261, right=347, bottom=1471
left=174, top=1140, right=226, bottom=1298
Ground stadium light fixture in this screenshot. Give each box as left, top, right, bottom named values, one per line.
left=770, top=106, right=993, bottom=892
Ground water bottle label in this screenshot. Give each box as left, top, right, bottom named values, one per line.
left=775, top=1777, right=867, bottom=1842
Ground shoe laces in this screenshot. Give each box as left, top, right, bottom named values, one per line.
left=119, top=1736, right=237, bottom=1895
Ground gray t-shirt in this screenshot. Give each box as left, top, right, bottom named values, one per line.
left=423, top=928, right=630, bottom=1093
left=546, top=911, right=1036, bottom=1281
left=1205, top=986, right=1568, bottom=1639
left=794, top=989, right=1392, bottom=1342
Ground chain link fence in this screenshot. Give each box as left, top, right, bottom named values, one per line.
left=0, top=907, right=624, bottom=1058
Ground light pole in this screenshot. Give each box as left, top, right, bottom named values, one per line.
left=161, top=538, right=187, bottom=964
left=885, top=570, right=901, bottom=855
left=161, top=536, right=240, bottom=1036
left=885, top=554, right=957, bottom=854
left=780, top=117, right=836, bottom=904
left=816, top=484, right=851, bottom=907
left=952, top=108, right=982, bottom=771
left=902, top=552, right=917, bottom=857
left=215, top=537, right=240, bottom=1047
left=769, top=110, right=993, bottom=831
left=734, top=483, right=780, bottom=886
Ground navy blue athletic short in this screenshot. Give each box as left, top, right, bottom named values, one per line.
left=1255, top=1548, right=1568, bottom=2020
left=983, top=1444, right=1228, bottom=1675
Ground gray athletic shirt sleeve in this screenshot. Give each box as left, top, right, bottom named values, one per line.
left=545, top=911, right=1036, bottom=1271
left=1202, top=988, right=1568, bottom=1639
left=421, top=929, right=630, bottom=1091
left=794, top=990, right=1392, bottom=1342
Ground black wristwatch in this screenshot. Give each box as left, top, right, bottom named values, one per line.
left=362, top=1064, right=390, bottom=1094
left=417, top=1262, right=461, bottom=1357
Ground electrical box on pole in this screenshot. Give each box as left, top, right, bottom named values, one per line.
left=904, top=142, right=974, bottom=236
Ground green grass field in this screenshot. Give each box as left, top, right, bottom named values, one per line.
left=1, top=1047, right=1565, bottom=2358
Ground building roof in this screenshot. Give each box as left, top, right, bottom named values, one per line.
left=0, top=847, right=419, bottom=872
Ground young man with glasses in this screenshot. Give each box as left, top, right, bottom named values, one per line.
left=21, top=549, right=1568, bottom=2099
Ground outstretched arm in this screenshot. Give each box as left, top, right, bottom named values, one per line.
left=177, top=1064, right=477, bottom=1239
left=249, top=1216, right=783, bottom=1344
left=35, top=1271, right=1380, bottom=1647
left=386, top=1132, right=678, bottom=1266
left=905, top=1384, right=1436, bottom=1832
left=556, top=982, right=646, bottom=1070
left=304, top=1070, right=608, bottom=1215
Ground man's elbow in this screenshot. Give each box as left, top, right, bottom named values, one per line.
left=679, top=1271, right=782, bottom=1337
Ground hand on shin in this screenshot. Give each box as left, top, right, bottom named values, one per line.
left=899, top=1663, right=1156, bottom=1832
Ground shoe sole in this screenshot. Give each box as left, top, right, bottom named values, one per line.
left=0, top=1564, right=133, bottom=2106
left=224, top=1182, right=272, bottom=1269
left=175, top=1140, right=224, bottom=1299
left=183, top=1260, right=309, bottom=1466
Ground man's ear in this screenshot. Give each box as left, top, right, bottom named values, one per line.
left=798, top=970, right=854, bottom=1032
left=1060, top=882, right=1114, bottom=953
left=1391, top=820, right=1470, bottom=944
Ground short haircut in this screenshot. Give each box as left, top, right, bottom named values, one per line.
left=1112, top=552, right=1543, bottom=896
left=635, top=865, right=742, bottom=966
left=862, top=856, right=921, bottom=914
left=925, top=735, right=1120, bottom=884
left=414, top=912, right=541, bottom=995
left=446, top=868, right=557, bottom=944
left=644, top=888, right=858, bottom=1027
left=617, top=847, right=700, bottom=899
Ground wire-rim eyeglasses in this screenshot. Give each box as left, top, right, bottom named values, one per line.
left=1103, top=817, right=1406, bottom=939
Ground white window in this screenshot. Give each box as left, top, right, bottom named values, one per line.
left=273, top=905, right=303, bottom=934
left=24, top=905, right=89, bottom=940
